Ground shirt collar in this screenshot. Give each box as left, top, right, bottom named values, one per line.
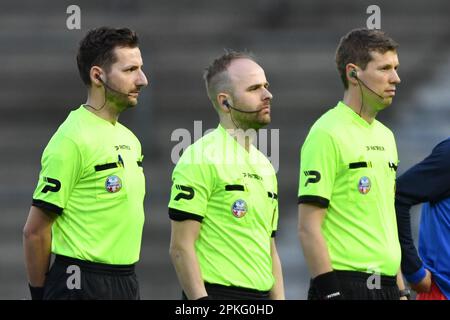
left=336, top=101, right=374, bottom=128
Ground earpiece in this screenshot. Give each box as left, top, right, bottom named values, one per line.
left=94, top=74, right=132, bottom=97
left=350, top=69, right=357, bottom=79
left=222, top=98, right=265, bottom=114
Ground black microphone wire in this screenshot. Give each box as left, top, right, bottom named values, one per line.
left=229, top=107, right=241, bottom=130
left=84, top=85, right=108, bottom=112
left=356, top=78, right=364, bottom=117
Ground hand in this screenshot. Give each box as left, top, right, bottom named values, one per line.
left=28, top=284, right=44, bottom=300
left=400, top=296, right=408, bottom=300
left=410, top=269, right=432, bottom=293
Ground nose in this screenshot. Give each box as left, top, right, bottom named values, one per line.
left=263, top=87, right=273, bottom=101
left=391, top=70, right=401, bottom=84
left=137, top=69, right=149, bottom=87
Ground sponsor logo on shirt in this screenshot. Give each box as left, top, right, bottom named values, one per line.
left=304, top=170, right=321, bottom=186
left=242, top=172, right=262, bottom=181
left=366, top=145, right=385, bottom=151
left=41, top=177, right=61, bottom=193
left=114, top=145, right=131, bottom=151
left=174, top=185, right=194, bottom=201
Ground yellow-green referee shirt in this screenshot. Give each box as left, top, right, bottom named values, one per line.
left=169, top=124, right=279, bottom=291
left=298, top=101, right=401, bottom=276
left=32, top=106, right=145, bottom=265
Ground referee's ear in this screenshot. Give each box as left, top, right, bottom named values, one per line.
left=346, top=64, right=359, bottom=86
left=90, top=66, right=104, bottom=87
left=217, top=93, right=231, bottom=112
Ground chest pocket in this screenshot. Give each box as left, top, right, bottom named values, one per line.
left=94, top=161, right=127, bottom=200
left=217, top=180, right=277, bottom=237
left=346, top=161, right=377, bottom=203
left=222, top=184, right=251, bottom=219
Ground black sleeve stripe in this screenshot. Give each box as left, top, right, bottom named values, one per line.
left=168, top=207, right=203, bottom=222
left=32, top=199, right=63, bottom=215
left=137, top=161, right=143, bottom=167
left=271, top=231, right=277, bottom=238
left=298, top=195, right=329, bottom=208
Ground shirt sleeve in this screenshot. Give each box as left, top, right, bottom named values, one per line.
left=271, top=203, right=279, bottom=238
left=168, top=147, right=214, bottom=222
left=298, top=128, right=338, bottom=208
left=395, top=138, right=450, bottom=281
left=271, top=174, right=279, bottom=237
left=32, top=135, right=82, bottom=215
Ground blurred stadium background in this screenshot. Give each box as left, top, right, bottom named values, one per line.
left=1, top=0, right=449, bottom=299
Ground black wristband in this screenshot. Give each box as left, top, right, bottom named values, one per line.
left=312, top=271, right=343, bottom=300
left=196, top=296, right=210, bottom=300
left=399, top=289, right=411, bottom=299
left=28, top=284, right=44, bottom=300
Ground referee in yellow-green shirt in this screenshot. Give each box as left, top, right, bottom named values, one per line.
left=298, top=28, right=406, bottom=300
left=23, top=27, right=148, bottom=300
left=168, top=50, right=285, bottom=300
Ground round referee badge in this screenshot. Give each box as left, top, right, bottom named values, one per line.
left=231, top=199, right=247, bottom=218
left=105, top=175, right=122, bottom=193
left=358, top=176, right=371, bottom=194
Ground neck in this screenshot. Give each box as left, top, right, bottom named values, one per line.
left=343, top=89, right=378, bottom=124
left=85, top=91, right=120, bottom=124
left=220, top=119, right=255, bottom=152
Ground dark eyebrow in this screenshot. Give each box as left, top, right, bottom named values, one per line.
left=122, top=63, right=144, bottom=70
left=378, top=63, right=399, bottom=70
left=246, top=82, right=269, bottom=91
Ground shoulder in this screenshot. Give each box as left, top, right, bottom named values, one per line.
left=304, top=116, right=338, bottom=148
left=117, top=122, right=142, bottom=151
left=429, top=137, right=450, bottom=158
left=374, top=119, right=395, bottom=137
left=50, top=108, right=91, bottom=145
left=433, top=137, right=450, bottom=151
left=117, top=122, right=140, bottom=141
left=44, top=111, right=82, bottom=155
left=308, top=107, right=347, bottom=137
left=177, top=129, right=221, bottom=165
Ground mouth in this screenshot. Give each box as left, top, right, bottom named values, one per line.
left=128, top=92, right=140, bottom=98
left=385, top=89, right=396, bottom=96
left=260, top=104, right=271, bottom=111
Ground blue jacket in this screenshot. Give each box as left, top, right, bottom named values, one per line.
left=395, top=138, right=450, bottom=299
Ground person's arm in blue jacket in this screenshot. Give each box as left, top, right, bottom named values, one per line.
left=395, top=138, right=450, bottom=292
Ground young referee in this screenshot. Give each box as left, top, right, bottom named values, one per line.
left=168, top=50, right=285, bottom=300
left=298, top=29, right=406, bottom=300
left=23, top=27, right=148, bottom=300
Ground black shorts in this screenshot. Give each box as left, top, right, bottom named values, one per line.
left=308, top=270, right=400, bottom=300
left=43, top=255, right=140, bottom=300
left=182, top=282, right=270, bottom=300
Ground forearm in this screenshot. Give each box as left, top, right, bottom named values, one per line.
left=395, top=201, right=423, bottom=275
left=170, top=245, right=207, bottom=300
left=23, top=231, right=52, bottom=287
left=299, top=228, right=333, bottom=277
left=269, top=244, right=285, bottom=300
left=397, top=269, right=406, bottom=290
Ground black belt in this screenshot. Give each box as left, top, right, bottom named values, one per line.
left=54, top=254, right=135, bottom=275
left=335, top=270, right=397, bottom=286
left=205, top=282, right=270, bottom=298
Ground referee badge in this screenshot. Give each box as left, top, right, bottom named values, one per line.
left=231, top=199, right=247, bottom=218
left=358, top=176, right=371, bottom=194
left=105, top=175, right=122, bottom=193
